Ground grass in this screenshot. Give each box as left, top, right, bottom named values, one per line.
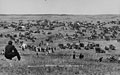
left=0, top=15, right=120, bottom=75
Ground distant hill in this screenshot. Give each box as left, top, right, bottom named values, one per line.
left=0, top=14, right=119, bottom=16
left=0, top=14, right=120, bottom=23
left=0, top=14, right=74, bottom=16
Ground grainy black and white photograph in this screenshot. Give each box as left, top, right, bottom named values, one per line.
left=0, top=0, right=120, bottom=75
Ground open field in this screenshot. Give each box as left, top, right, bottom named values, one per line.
left=0, top=14, right=120, bottom=75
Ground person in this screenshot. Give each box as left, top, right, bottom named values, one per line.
left=79, top=53, right=84, bottom=59
left=99, top=57, right=103, bottom=62
left=72, top=51, right=76, bottom=59
left=21, top=41, right=27, bottom=51
left=4, top=40, right=21, bottom=61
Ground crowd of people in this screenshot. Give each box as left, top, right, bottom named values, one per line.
left=1, top=18, right=120, bottom=62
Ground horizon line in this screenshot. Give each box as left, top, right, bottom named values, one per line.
left=0, top=14, right=120, bottom=16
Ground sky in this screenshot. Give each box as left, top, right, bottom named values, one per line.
left=0, top=0, right=120, bottom=14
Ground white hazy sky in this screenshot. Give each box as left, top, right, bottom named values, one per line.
left=0, top=0, right=120, bottom=14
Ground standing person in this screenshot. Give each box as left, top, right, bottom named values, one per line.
left=21, top=41, right=27, bottom=51
left=4, top=40, right=21, bottom=61
left=72, top=51, right=76, bottom=59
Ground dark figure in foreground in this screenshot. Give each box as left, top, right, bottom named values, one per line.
left=4, top=41, right=21, bottom=61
